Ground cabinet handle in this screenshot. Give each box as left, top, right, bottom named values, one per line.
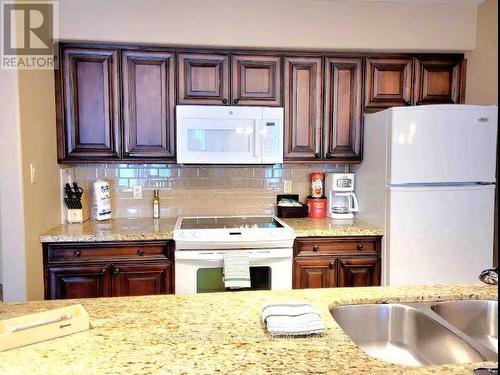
left=312, top=245, right=320, bottom=252
left=73, top=250, right=81, bottom=257
left=137, top=249, right=144, bottom=256
left=314, top=153, right=321, bottom=159
left=222, top=98, right=228, bottom=104
left=113, top=267, right=120, bottom=275
left=329, top=260, right=336, bottom=269
left=233, top=98, right=240, bottom=104
left=101, top=268, right=107, bottom=274
left=357, top=243, right=364, bottom=251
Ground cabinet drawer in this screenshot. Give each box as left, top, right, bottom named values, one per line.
left=295, top=238, right=378, bottom=256
left=47, top=243, right=169, bottom=264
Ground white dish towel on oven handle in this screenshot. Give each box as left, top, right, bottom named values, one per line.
left=223, top=253, right=251, bottom=289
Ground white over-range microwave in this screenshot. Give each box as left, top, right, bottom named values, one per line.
left=176, top=105, right=284, bottom=164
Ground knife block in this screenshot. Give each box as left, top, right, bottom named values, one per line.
left=0, top=304, right=90, bottom=352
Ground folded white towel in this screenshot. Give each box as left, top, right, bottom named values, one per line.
left=223, top=253, right=251, bottom=289
left=262, top=302, right=325, bottom=336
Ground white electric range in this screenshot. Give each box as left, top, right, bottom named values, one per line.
left=173, top=216, right=296, bottom=294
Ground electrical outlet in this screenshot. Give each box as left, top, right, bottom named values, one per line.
left=283, top=180, right=292, bottom=194
left=132, top=185, right=142, bottom=199
left=29, top=163, right=37, bottom=184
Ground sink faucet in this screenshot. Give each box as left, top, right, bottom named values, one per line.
left=479, top=268, right=498, bottom=285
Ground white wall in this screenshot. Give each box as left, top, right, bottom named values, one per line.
left=0, top=68, right=28, bottom=302
left=58, top=0, right=478, bottom=52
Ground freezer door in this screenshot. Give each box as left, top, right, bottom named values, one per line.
left=388, top=105, right=498, bottom=184
left=386, top=184, right=495, bottom=286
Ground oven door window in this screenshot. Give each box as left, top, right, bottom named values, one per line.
left=196, top=267, right=272, bottom=293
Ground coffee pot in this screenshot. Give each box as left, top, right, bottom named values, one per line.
left=325, top=173, right=359, bottom=220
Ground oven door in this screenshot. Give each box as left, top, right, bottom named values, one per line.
left=174, top=249, right=292, bottom=294
left=176, top=105, right=262, bottom=164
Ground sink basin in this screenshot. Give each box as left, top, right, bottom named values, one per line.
left=331, top=303, right=485, bottom=366
left=431, top=300, right=498, bottom=354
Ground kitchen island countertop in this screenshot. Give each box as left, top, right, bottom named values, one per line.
left=39, top=217, right=383, bottom=243
left=0, top=284, right=496, bottom=374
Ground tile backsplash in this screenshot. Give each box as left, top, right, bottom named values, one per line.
left=73, top=164, right=346, bottom=218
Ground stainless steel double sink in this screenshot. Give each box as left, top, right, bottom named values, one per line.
left=331, top=300, right=498, bottom=366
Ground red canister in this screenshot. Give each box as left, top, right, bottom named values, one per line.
left=307, top=196, right=327, bottom=219
left=310, top=172, right=324, bottom=198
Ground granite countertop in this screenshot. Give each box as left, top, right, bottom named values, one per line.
left=39, top=217, right=178, bottom=243
left=40, top=217, right=383, bottom=243
left=0, top=284, right=496, bottom=374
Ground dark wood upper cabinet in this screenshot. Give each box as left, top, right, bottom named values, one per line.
left=337, top=257, right=381, bottom=288
left=293, top=258, right=337, bottom=289
left=414, top=58, right=464, bottom=105
left=58, top=47, right=120, bottom=161
left=111, top=263, right=173, bottom=297
left=47, top=265, right=111, bottom=299
left=231, top=54, right=282, bottom=106
left=283, top=56, right=323, bottom=161
left=365, top=58, right=413, bottom=109
left=324, top=57, right=363, bottom=162
left=177, top=52, right=230, bottom=105
left=122, top=50, right=175, bottom=159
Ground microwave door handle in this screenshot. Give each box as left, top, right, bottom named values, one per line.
left=253, top=119, right=262, bottom=160
left=349, top=193, right=359, bottom=212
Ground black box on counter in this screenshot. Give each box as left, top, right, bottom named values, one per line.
left=276, top=194, right=308, bottom=218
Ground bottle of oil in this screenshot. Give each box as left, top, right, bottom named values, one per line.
left=153, top=189, right=160, bottom=219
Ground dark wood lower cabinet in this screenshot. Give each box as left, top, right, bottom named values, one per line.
left=111, top=263, right=173, bottom=296
left=293, top=258, right=337, bottom=289
left=43, top=241, right=174, bottom=300
left=47, top=265, right=111, bottom=299
left=337, top=257, right=381, bottom=287
left=293, top=236, right=382, bottom=289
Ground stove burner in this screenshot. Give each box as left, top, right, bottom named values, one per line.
left=180, top=216, right=283, bottom=230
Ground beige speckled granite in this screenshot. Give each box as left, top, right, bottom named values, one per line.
left=40, top=217, right=382, bottom=243
left=282, top=217, right=384, bottom=237
left=0, top=284, right=496, bottom=374
left=39, top=217, right=177, bottom=243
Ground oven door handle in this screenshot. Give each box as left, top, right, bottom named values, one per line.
left=175, top=251, right=292, bottom=261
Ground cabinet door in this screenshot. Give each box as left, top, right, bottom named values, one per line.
left=414, top=58, right=464, bottom=105
left=231, top=54, right=281, bottom=106
left=47, top=265, right=110, bottom=300
left=293, top=258, right=337, bottom=289
left=111, top=263, right=173, bottom=297
left=324, top=57, right=363, bottom=162
left=283, top=56, right=323, bottom=161
left=365, top=58, right=413, bottom=109
left=337, top=257, right=381, bottom=287
left=177, top=52, right=229, bottom=105
left=122, top=50, right=175, bottom=159
left=59, top=47, right=120, bottom=160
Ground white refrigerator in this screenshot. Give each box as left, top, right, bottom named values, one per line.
left=354, top=105, right=498, bottom=286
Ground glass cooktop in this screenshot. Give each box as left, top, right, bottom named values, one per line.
left=180, top=216, right=283, bottom=230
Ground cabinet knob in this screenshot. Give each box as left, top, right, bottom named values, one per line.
left=416, top=101, right=423, bottom=106
left=329, top=261, right=336, bottom=268
left=403, top=101, right=411, bottom=106
left=137, top=249, right=144, bottom=256
left=233, top=98, right=240, bottom=104
left=113, top=267, right=120, bottom=275
left=325, top=152, right=333, bottom=158
left=101, top=268, right=107, bottom=274
left=314, top=153, right=321, bottom=159
left=73, top=250, right=81, bottom=257
left=312, top=245, right=320, bottom=252
left=222, top=98, right=228, bottom=104
left=357, top=243, right=364, bottom=251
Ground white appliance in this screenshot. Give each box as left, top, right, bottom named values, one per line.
left=325, top=173, right=359, bottom=219
left=354, top=105, right=497, bottom=286
left=173, top=216, right=296, bottom=294
left=176, top=105, right=284, bottom=164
